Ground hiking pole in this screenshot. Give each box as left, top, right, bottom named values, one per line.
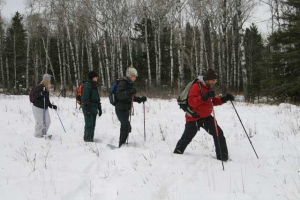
left=143, top=102, right=146, bottom=142
left=211, top=100, right=225, bottom=171
left=230, top=101, right=259, bottom=159
left=127, top=95, right=134, bottom=144
left=43, top=87, right=47, bottom=137
left=56, top=110, right=66, bottom=133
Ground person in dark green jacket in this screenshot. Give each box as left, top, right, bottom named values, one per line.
left=81, top=71, right=102, bottom=142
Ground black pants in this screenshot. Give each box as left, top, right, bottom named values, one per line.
left=174, top=115, right=228, bottom=159
left=83, top=113, right=97, bottom=142
left=115, top=107, right=132, bottom=147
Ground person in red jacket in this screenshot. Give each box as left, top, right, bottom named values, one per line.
left=173, top=68, right=234, bottom=161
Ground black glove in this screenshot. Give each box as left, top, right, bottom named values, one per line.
left=202, top=90, right=216, bottom=102
left=127, top=88, right=137, bottom=95
left=52, top=105, right=57, bottom=110
left=98, top=103, right=102, bottom=117
left=141, top=97, right=147, bottom=103
left=135, top=97, right=143, bottom=104
left=221, top=93, right=235, bottom=103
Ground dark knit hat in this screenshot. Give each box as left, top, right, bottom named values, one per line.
left=88, top=71, right=98, bottom=80
left=204, top=68, right=218, bottom=81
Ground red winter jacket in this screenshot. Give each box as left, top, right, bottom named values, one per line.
left=186, top=79, right=223, bottom=122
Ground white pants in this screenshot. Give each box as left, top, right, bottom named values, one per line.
left=32, top=105, right=51, bottom=137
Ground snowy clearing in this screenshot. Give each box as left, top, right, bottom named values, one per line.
left=0, top=95, right=300, bottom=200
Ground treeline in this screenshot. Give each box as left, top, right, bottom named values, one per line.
left=0, top=0, right=299, bottom=102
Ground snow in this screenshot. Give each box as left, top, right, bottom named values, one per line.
left=0, top=94, right=300, bottom=200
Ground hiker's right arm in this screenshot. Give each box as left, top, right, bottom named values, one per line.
left=188, top=83, right=202, bottom=108
left=116, top=81, right=131, bottom=100
left=81, top=83, right=91, bottom=107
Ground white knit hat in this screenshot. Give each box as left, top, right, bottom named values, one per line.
left=126, top=67, right=138, bottom=78
left=43, top=74, right=52, bottom=82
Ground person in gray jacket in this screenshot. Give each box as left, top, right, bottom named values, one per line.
left=31, top=74, right=57, bottom=138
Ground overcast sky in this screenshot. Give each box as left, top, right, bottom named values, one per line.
left=1, top=0, right=272, bottom=37
left=1, top=0, right=25, bottom=19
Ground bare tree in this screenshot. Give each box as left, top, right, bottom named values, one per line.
left=0, top=0, right=5, bottom=87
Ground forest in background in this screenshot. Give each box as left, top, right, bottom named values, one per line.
left=0, top=0, right=299, bottom=102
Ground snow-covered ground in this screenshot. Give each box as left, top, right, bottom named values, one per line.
left=0, top=95, right=300, bottom=200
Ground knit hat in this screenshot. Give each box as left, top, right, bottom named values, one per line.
left=126, top=67, right=138, bottom=78
left=88, top=71, right=98, bottom=80
left=204, top=68, right=218, bottom=81
left=43, top=74, right=52, bottom=82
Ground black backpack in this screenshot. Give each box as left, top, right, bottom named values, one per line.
left=109, top=79, right=120, bottom=106
left=177, top=78, right=203, bottom=118
left=29, top=86, right=37, bottom=103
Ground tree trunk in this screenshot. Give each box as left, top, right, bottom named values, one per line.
left=118, top=34, right=123, bottom=78
left=6, top=57, right=10, bottom=89
left=154, top=30, right=159, bottom=87
left=62, top=38, right=67, bottom=95
left=57, top=37, right=64, bottom=94
left=66, top=25, right=78, bottom=87
left=158, top=21, right=162, bottom=87
left=178, top=0, right=184, bottom=91
left=13, top=32, right=17, bottom=90
left=74, top=33, right=81, bottom=82
left=85, top=33, right=93, bottom=72
left=218, top=33, right=223, bottom=85
left=25, top=33, right=30, bottom=90
left=237, top=0, right=248, bottom=101
left=111, top=37, right=116, bottom=80
left=145, top=18, right=152, bottom=88
left=34, top=48, right=39, bottom=85
left=44, top=35, right=49, bottom=74
left=199, top=27, right=204, bottom=75
left=170, top=22, right=174, bottom=92
left=128, top=30, right=133, bottom=67
left=103, top=33, right=111, bottom=87
left=0, top=38, right=4, bottom=87
left=194, top=27, right=199, bottom=75
left=222, top=0, right=227, bottom=93
left=232, top=26, right=236, bottom=92
left=226, top=31, right=230, bottom=90
left=88, top=37, right=94, bottom=72
left=65, top=38, right=72, bottom=86
left=96, top=42, right=105, bottom=88
left=211, top=31, right=215, bottom=70
left=81, top=37, right=84, bottom=81
left=42, top=36, right=56, bottom=82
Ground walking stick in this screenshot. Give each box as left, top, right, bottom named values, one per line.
left=211, top=104, right=225, bottom=171
left=43, top=87, right=47, bottom=137
left=143, top=102, right=146, bottom=142
left=56, top=110, right=66, bottom=133
left=230, top=101, right=259, bottom=159
left=127, top=95, right=134, bottom=144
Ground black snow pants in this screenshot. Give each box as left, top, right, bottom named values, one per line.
left=115, top=107, right=132, bottom=147
left=174, top=115, right=228, bottom=160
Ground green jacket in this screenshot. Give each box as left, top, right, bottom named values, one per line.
left=81, top=79, right=100, bottom=115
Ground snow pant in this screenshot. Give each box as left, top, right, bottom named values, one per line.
left=32, top=105, right=51, bottom=138
left=174, top=115, right=228, bottom=159
left=83, top=113, right=97, bottom=142
left=115, top=107, right=131, bottom=147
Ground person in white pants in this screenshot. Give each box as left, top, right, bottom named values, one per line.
left=30, top=74, right=57, bottom=138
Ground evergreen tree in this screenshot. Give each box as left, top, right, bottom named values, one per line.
left=5, top=12, right=27, bottom=93
left=269, top=0, right=300, bottom=102
left=244, top=24, right=264, bottom=102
